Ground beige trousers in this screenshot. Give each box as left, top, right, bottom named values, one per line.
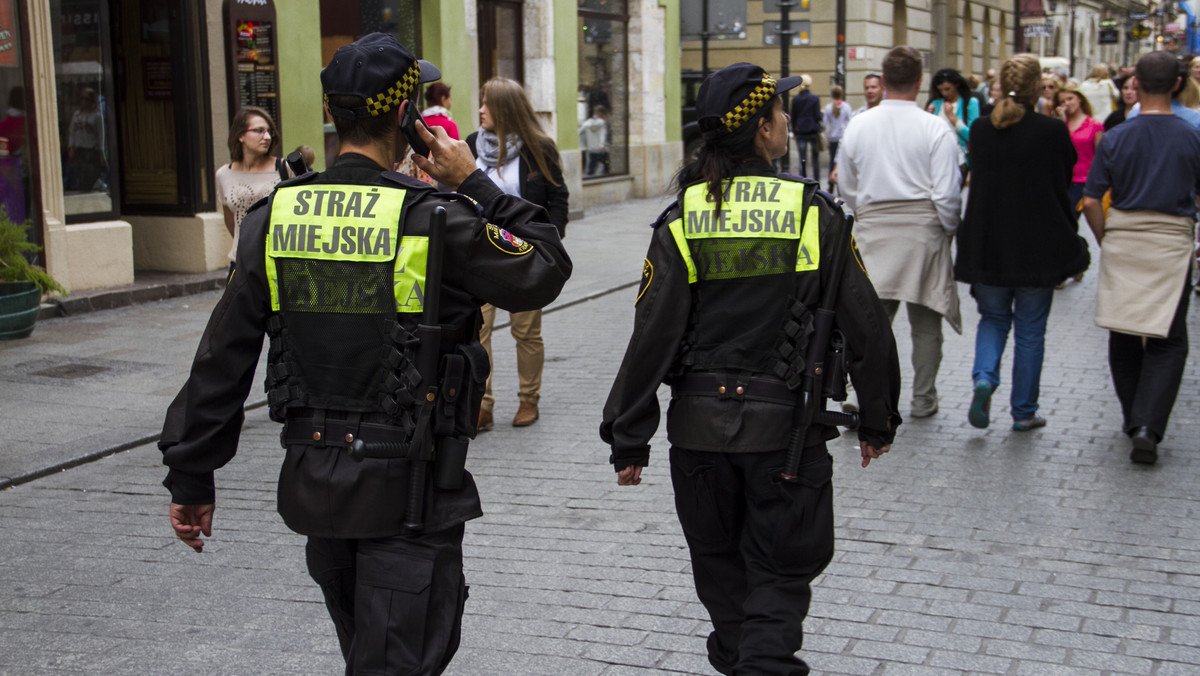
left=882, top=299, right=943, bottom=413
left=478, top=304, right=544, bottom=413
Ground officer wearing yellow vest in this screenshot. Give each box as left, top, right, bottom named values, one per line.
left=159, top=33, right=571, bottom=674
left=601, top=63, right=901, bottom=675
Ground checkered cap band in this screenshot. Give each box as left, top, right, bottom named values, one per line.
left=362, top=62, right=422, bottom=117
left=721, top=75, right=777, bottom=132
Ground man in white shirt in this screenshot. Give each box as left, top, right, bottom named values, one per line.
left=838, top=46, right=963, bottom=418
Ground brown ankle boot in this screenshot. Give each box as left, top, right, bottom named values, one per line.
left=512, top=402, right=539, bottom=427
left=477, top=409, right=494, bottom=432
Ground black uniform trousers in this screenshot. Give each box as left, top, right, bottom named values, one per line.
left=1108, top=271, right=1193, bottom=441
left=305, top=523, right=468, bottom=676
left=670, top=445, right=835, bottom=676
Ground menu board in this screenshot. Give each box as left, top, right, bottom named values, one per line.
left=224, top=0, right=280, bottom=130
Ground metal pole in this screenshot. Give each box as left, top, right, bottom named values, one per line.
left=835, top=0, right=846, bottom=87
left=1014, top=0, right=1023, bottom=53
left=779, top=0, right=793, bottom=173
left=701, top=0, right=710, bottom=78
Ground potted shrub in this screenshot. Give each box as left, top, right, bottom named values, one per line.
left=0, top=206, right=65, bottom=339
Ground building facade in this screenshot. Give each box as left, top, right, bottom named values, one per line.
left=14, top=0, right=680, bottom=295
left=680, top=0, right=1155, bottom=112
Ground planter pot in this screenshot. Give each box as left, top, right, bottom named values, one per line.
left=0, top=280, right=40, bottom=340
left=0, top=280, right=40, bottom=315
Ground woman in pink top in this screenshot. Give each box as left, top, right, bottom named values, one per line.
left=421, top=83, right=459, bottom=140
left=1054, top=84, right=1102, bottom=285
left=1054, top=84, right=1104, bottom=215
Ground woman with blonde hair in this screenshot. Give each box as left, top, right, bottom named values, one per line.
left=466, top=78, right=568, bottom=429
left=1079, top=64, right=1118, bottom=120
left=955, top=53, right=1089, bottom=432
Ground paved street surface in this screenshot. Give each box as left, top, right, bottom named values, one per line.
left=1, top=195, right=1199, bottom=675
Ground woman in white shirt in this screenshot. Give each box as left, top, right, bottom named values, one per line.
left=465, top=78, right=569, bottom=430
left=216, top=106, right=286, bottom=271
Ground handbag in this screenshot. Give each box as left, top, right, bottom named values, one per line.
left=818, top=131, right=829, bottom=152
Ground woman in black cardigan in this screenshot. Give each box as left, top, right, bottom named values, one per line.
left=466, top=78, right=569, bottom=430
left=955, top=53, right=1089, bottom=433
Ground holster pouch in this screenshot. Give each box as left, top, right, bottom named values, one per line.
left=436, top=353, right=465, bottom=438
left=822, top=330, right=849, bottom=402
left=434, top=435, right=469, bottom=490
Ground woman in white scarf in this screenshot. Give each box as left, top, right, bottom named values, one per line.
left=465, top=78, right=569, bottom=430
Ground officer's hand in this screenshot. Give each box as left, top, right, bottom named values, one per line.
left=616, top=465, right=643, bottom=486
left=859, top=440, right=891, bottom=468
left=170, top=503, right=214, bottom=553
left=410, top=123, right=476, bottom=189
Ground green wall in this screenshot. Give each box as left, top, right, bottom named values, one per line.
left=555, top=0, right=579, bottom=151
left=663, top=0, right=681, bottom=143
left=275, top=0, right=327, bottom=169
left=421, top=1, right=474, bottom=134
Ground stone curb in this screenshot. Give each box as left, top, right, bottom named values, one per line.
left=1, top=279, right=640, bottom=492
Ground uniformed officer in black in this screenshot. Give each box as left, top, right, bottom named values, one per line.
left=601, top=63, right=902, bottom=675
left=160, top=34, right=571, bottom=675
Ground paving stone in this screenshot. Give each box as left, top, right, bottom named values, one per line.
left=1, top=198, right=1199, bottom=674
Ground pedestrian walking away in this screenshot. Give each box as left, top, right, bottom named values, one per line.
left=1082, top=50, right=1200, bottom=466
left=838, top=45, right=963, bottom=419
left=789, top=74, right=822, bottom=180
left=601, top=62, right=901, bottom=675
left=955, top=53, right=1090, bottom=432
left=158, top=32, right=571, bottom=675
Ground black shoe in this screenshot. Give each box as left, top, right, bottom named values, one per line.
left=1130, top=426, right=1158, bottom=465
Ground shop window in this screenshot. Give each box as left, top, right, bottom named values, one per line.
left=578, top=0, right=627, bottom=177
left=51, top=0, right=119, bottom=220
left=478, top=0, right=523, bottom=84
left=319, top=1, right=422, bottom=73
left=320, top=0, right=423, bottom=162
left=0, top=0, right=33, bottom=239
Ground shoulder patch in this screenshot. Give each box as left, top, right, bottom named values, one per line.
left=485, top=223, right=534, bottom=255
left=650, top=201, right=679, bottom=229
left=636, top=259, right=653, bottom=304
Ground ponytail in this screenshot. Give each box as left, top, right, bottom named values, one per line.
left=990, top=54, right=1041, bottom=130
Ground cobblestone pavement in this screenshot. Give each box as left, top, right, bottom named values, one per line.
left=1, top=200, right=1199, bottom=674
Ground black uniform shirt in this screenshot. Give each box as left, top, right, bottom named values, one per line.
left=601, top=166, right=900, bottom=470
left=160, top=154, right=572, bottom=536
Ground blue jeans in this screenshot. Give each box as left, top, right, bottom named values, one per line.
left=971, top=284, right=1054, bottom=420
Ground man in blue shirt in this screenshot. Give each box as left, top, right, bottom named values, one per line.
left=1081, top=51, right=1200, bottom=465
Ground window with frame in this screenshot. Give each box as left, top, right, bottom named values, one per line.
left=578, top=0, right=627, bottom=178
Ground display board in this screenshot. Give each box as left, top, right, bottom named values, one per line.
left=223, top=0, right=279, bottom=128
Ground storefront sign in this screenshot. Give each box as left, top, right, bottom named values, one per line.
left=142, top=57, right=172, bottom=99
left=223, top=0, right=280, bottom=128
left=0, top=0, right=18, bottom=66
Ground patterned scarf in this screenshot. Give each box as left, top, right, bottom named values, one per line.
left=475, top=129, right=523, bottom=168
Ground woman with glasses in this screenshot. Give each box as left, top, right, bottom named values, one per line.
left=217, top=106, right=288, bottom=271
left=1039, top=72, right=1067, bottom=116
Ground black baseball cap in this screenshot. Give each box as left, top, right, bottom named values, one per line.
left=696, top=63, right=804, bottom=140
left=321, top=33, right=442, bottom=120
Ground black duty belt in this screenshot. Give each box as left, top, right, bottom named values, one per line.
left=282, top=414, right=408, bottom=451
left=671, top=373, right=798, bottom=405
